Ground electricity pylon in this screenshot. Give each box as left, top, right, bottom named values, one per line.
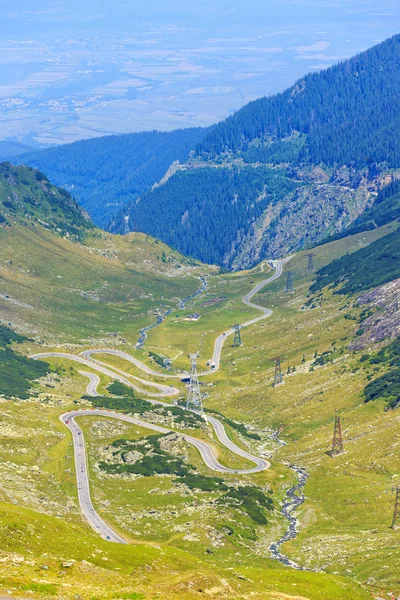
left=307, top=253, right=315, bottom=273
left=331, top=414, right=344, bottom=456
left=186, top=353, right=203, bottom=413
left=285, top=271, right=294, bottom=293
left=391, top=486, right=400, bottom=530
left=233, top=324, right=242, bottom=347
left=124, top=215, right=130, bottom=234
left=273, top=357, right=283, bottom=387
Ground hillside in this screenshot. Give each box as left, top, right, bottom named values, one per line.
left=196, top=34, right=400, bottom=166
left=2, top=128, right=400, bottom=599
left=0, top=162, right=92, bottom=240
left=0, top=140, right=35, bottom=162
left=111, top=34, right=400, bottom=269
left=18, top=127, right=209, bottom=227
left=0, top=163, right=216, bottom=347
left=0, top=209, right=399, bottom=599
left=0, top=160, right=372, bottom=600
left=311, top=224, right=400, bottom=295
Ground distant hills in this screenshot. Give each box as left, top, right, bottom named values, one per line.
left=7, top=34, right=400, bottom=269
left=17, top=128, right=209, bottom=228
left=0, top=141, right=35, bottom=162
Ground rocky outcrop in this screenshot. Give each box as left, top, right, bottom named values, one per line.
left=229, top=166, right=393, bottom=270
left=152, top=160, right=181, bottom=190
left=349, top=278, right=400, bottom=350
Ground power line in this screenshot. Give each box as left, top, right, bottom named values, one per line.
left=331, top=414, right=344, bottom=456
left=307, top=253, right=315, bottom=273
left=186, top=353, right=203, bottom=413
left=233, top=324, right=242, bottom=347
left=391, top=486, right=400, bottom=530
left=273, top=357, right=283, bottom=387
left=285, top=271, right=294, bottom=293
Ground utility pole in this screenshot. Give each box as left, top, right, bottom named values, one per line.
left=233, top=324, right=242, bottom=347
left=307, top=253, right=315, bottom=273
left=391, top=486, right=400, bottom=530
left=124, top=215, right=130, bottom=235
left=331, top=414, right=344, bottom=456
left=186, top=353, right=203, bottom=413
left=285, top=271, right=294, bottom=293
left=273, top=357, right=283, bottom=387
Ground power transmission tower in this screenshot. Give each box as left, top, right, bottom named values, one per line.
left=285, top=271, right=294, bottom=293
left=233, top=324, right=242, bottom=347
left=331, top=414, right=344, bottom=456
left=307, top=253, right=315, bottom=272
left=186, top=353, right=203, bottom=413
left=273, top=357, right=283, bottom=387
left=124, top=215, right=130, bottom=235
left=391, top=486, right=400, bottom=530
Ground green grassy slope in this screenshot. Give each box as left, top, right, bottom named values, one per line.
left=193, top=224, right=400, bottom=595
left=311, top=223, right=400, bottom=295
left=0, top=166, right=398, bottom=599
left=0, top=162, right=91, bottom=239
left=0, top=223, right=213, bottom=344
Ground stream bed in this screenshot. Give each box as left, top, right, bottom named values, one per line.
left=269, top=464, right=309, bottom=569
left=136, top=277, right=208, bottom=349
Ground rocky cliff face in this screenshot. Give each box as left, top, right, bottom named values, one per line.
left=114, top=151, right=400, bottom=270
left=349, top=278, right=400, bottom=351
left=226, top=165, right=396, bottom=270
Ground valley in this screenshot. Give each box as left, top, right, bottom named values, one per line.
left=1, top=30, right=400, bottom=600
left=0, top=184, right=398, bottom=597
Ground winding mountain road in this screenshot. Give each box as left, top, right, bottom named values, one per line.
left=206, top=257, right=290, bottom=374
left=30, top=351, right=180, bottom=398
left=78, top=371, right=100, bottom=397
left=76, top=257, right=290, bottom=378
left=32, top=258, right=289, bottom=542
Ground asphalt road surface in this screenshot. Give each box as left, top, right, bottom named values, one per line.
left=33, top=259, right=289, bottom=542
left=204, top=257, right=291, bottom=374
left=62, top=408, right=270, bottom=542
left=78, top=370, right=100, bottom=397
left=30, top=351, right=179, bottom=398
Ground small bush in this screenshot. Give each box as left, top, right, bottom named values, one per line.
left=180, top=474, right=228, bottom=492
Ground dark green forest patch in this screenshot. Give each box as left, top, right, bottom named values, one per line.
left=0, top=325, right=49, bottom=399
left=99, top=433, right=273, bottom=525
left=311, top=228, right=400, bottom=296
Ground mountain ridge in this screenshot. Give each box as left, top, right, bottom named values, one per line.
left=109, top=33, right=400, bottom=269
left=17, top=127, right=210, bottom=228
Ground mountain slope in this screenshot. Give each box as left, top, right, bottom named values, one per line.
left=317, top=179, right=400, bottom=244
left=0, top=163, right=214, bottom=344
left=0, top=162, right=92, bottom=240
left=196, top=33, right=400, bottom=168
left=0, top=163, right=398, bottom=598
left=18, top=127, right=209, bottom=227
left=112, top=34, right=400, bottom=269
left=311, top=224, right=400, bottom=295
left=117, top=165, right=297, bottom=266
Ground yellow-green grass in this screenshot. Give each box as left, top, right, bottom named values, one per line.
left=141, top=266, right=274, bottom=371
left=0, top=497, right=371, bottom=599
left=0, top=222, right=397, bottom=598
left=197, top=223, right=400, bottom=591
left=0, top=401, right=371, bottom=599
left=0, top=224, right=213, bottom=344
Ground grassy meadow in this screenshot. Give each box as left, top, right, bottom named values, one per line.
left=0, top=221, right=398, bottom=598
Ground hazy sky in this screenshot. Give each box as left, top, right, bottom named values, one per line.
left=1, top=0, right=400, bottom=145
